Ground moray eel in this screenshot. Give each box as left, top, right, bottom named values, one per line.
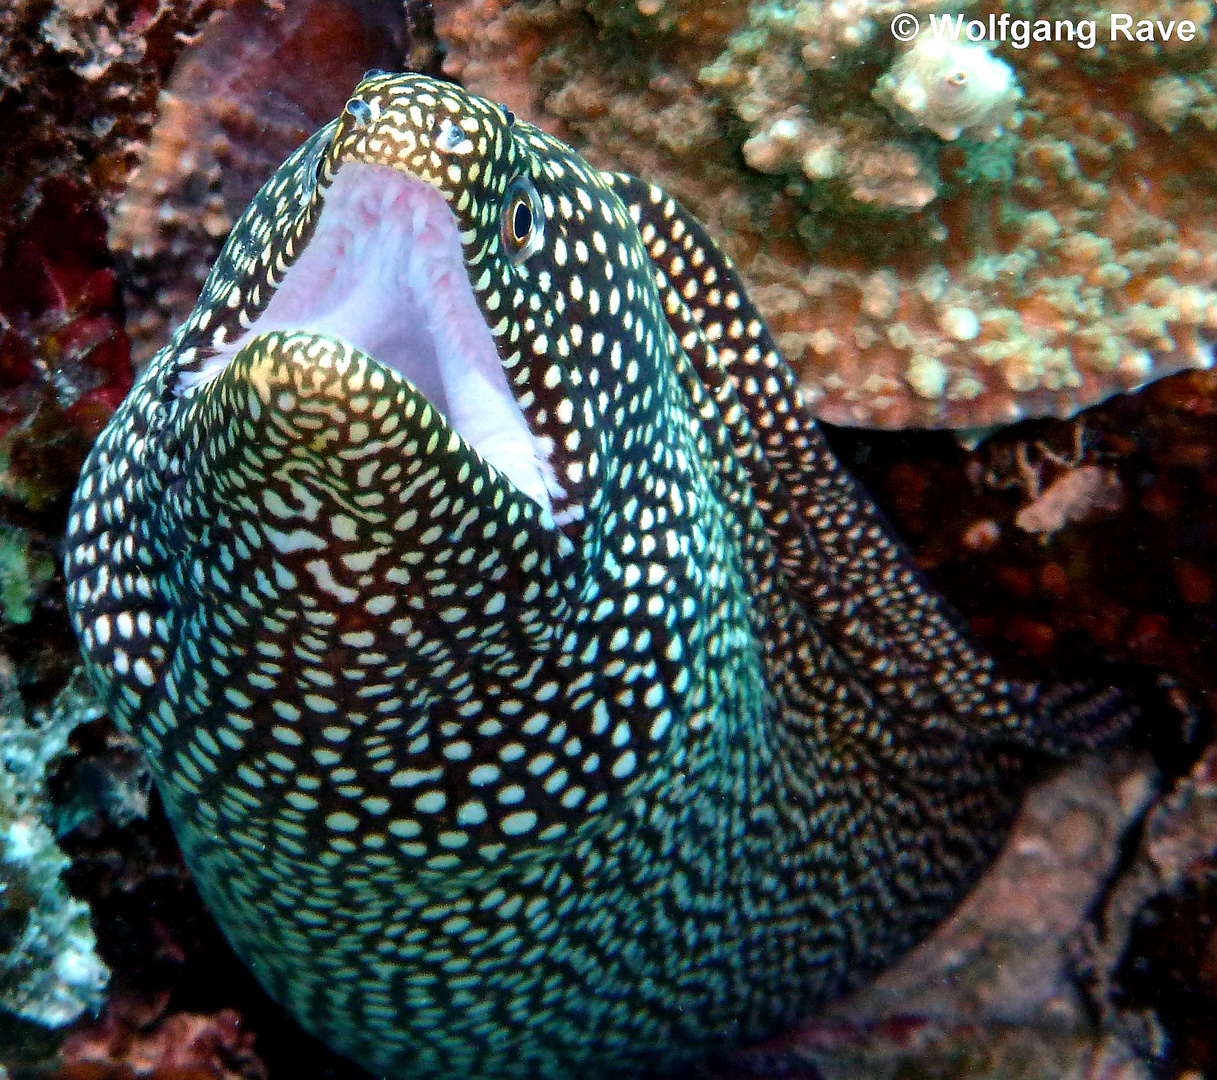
left=65, top=73, right=1130, bottom=1079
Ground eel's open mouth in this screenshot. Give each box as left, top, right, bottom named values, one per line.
left=180, top=161, right=563, bottom=519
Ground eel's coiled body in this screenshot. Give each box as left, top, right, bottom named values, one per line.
left=66, top=73, right=1129, bottom=1079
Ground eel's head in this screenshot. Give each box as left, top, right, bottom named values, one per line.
left=68, top=74, right=711, bottom=842
left=169, top=72, right=677, bottom=544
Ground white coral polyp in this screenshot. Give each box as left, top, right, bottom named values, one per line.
left=874, top=39, right=1022, bottom=141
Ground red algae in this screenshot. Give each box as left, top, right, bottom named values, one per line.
left=0, top=181, right=133, bottom=508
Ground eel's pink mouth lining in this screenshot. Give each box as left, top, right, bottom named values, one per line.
left=182, top=161, right=564, bottom=520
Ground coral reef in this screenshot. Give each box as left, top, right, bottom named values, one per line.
left=435, top=0, right=1217, bottom=428
left=0, top=0, right=221, bottom=511
left=60, top=1003, right=267, bottom=1080
left=108, top=0, right=428, bottom=363
left=0, top=666, right=107, bottom=1030
left=0, top=182, right=133, bottom=511
left=0, top=0, right=222, bottom=233
left=0, top=1, right=1213, bottom=1078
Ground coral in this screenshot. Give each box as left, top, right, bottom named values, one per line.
left=0, top=0, right=219, bottom=510
left=0, top=665, right=107, bottom=1029
left=0, top=526, right=55, bottom=627
left=769, top=70, right=1217, bottom=428
left=0, top=1, right=222, bottom=235
left=108, top=0, right=427, bottom=362
left=60, top=1001, right=267, bottom=1080
left=434, top=0, right=1217, bottom=428
left=695, top=2, right=1217, bottom=427
left=1012, top=464, right=1123, bottom=537
left=737, top=109, right=942, bottom=212
left=0, top=180, right=133, bottom=510
left=873, top=39, right=1022, bottom=142
left=697, top=3, right=956, bottom=219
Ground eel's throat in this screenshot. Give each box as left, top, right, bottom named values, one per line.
left=181, top=160, right=564, bottom=518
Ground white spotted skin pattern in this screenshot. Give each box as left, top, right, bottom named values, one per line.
left=65, top=74, right=1130, bottom=1079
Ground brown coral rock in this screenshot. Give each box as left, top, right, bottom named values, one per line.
left=108, top=0, right=424, bottom=362
left=0, top=0, right=223, bottom=234
left=783, top=70, right=1217, bottom=428
left=433, top=0, right=1217, bottom=429
left=59, top=1000, right=267, bottom=1080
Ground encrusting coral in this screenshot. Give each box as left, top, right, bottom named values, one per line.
left=0, top=667, right=107, bottom=1029
left=108, top=0, right=422, bottom=363
left=434, top=0, right=1217, bottom=428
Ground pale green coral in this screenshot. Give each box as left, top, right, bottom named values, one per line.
left=0, top=527, right=54, bottom=626
left=0, top=667, right=108, bottom=1027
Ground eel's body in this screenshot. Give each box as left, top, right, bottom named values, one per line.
left=66, top=73, right=1128, bottom=1079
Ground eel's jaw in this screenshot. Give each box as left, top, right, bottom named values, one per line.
left=178, top=161, right=566, bottom=520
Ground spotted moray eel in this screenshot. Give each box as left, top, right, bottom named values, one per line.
left=65, top=73, right=1131, bottom=1079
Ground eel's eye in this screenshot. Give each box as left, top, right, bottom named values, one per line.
left=501, top=176, right=544, bottom=264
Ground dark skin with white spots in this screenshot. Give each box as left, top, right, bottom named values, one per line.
left=66, top=73, right=1132, bottom=1080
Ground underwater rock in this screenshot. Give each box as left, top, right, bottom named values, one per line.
left=0, top=181, right=133, bottom=511
left=434, top=0, right=1217, bottom=428
left=0, top=0, right=222, bottom=232
left=787, top=749, right=1158, bottom=1080
left=108, top=0, right=427, bottom=364
left=0, top=666, right=107, bottom=1031
left=1088, top=737, right=1217, bottom=1077
left=59, top=1002, right=268, bottom=1080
